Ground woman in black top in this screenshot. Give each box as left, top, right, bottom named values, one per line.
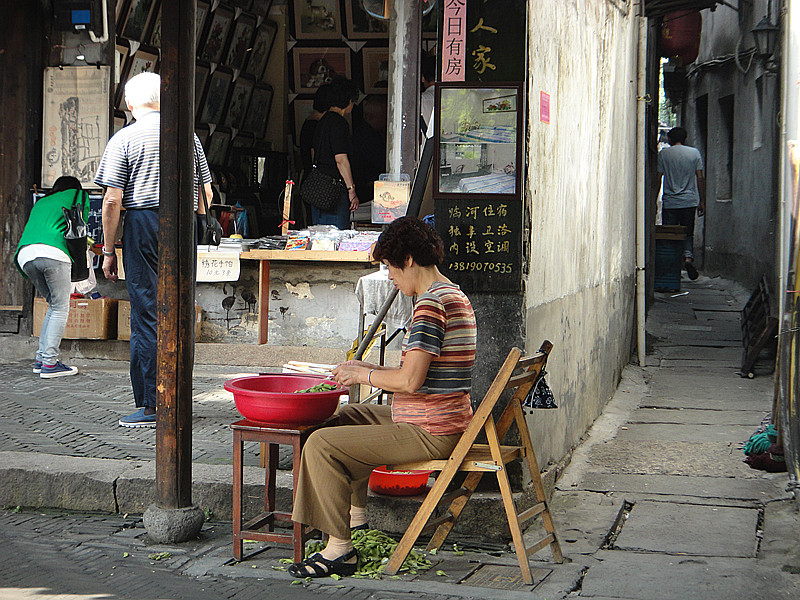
left=310, top=77, right=359, bottom=229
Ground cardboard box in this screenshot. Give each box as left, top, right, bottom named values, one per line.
left=117, top=300, right=202, bottom=341
left=33, top=297, right=118, bottom=340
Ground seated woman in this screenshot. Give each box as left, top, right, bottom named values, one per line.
left=289, top=216, right=477, bottom=579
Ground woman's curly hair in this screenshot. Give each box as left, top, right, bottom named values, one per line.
left=372, top=216, right=444, bottom=268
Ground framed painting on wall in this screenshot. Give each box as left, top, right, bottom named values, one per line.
left=199, top=69, right=233, bottom=124
left=293, top=47, right=351, bottom=93
left=224, top=77, right=255, bottom=129
left=361, top=48, right=389, bottom=93
left=249, top=0, right=273, bottom=18
left=199, top=6, right=234, bottom=63
left=148, top=7, right=162, bottom=47
left=195, top=63, right=211, bottom=116
left=127, top=49, right=159, bottom=79
left=241, top=84, right=273, bottom=139
left=196, top=1, right=210, bottom=49
left=293, top=0, right=341, bottom=39
left=345, top=2, right=388, bottom=38
left=206, top=130, right=232, bottom=166
left=226, top=13, right=257, bottom=70
left=244, top=20, right=278, bottom=80
left=121, top=0, right=158, bottom=42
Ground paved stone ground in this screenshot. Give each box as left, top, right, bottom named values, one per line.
left=0, top=363, right=267, bottom=467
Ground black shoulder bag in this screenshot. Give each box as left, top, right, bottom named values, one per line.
left=62, top=189, right=89, bottom=282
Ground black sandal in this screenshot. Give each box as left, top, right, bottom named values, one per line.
left=287, top=549, right=359, bottom=579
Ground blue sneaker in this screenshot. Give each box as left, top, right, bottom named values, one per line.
left=40, top=361, right=78, bottom=378
left=119, top=407, right=156, bottom=428
left=33, top=360, right=42, bottom=374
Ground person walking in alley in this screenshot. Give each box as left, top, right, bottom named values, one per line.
left=658, top=126, right=706, bottom=280
left=14, top=176, right=88, bottom=378
left=94, top=73, right=213, bottom=428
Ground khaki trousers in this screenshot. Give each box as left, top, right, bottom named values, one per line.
left=292, top=404, right=461, bottom=539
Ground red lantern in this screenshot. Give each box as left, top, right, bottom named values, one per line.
left=660, top=11, right=702, bottom=65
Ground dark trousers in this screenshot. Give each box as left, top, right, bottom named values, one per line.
left=122, top=209, right=159, bottom=409
left=311, top=191, right=351, bottom=230
left=662, top=207, right=696, bottom=260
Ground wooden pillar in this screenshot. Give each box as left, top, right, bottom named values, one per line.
left=386, top=0, right=423, bottom=179
left=156, top=0, right=197, bottom=509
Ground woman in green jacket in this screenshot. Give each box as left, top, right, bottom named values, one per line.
left=14, top=176, right=88, bottom=378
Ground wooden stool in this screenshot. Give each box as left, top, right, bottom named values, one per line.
left=232, top=419, right=323, bottom=562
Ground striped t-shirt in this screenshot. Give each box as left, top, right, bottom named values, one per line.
left=94, top=110, right=211, bottom=209
left=392, top=281, right=477, bottom=435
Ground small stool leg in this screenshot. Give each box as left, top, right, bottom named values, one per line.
left=232, top=430, right=244, bottom=560
left=291, top=435, right=305, bottom=562
left=265, top=442, right=278, bottom=531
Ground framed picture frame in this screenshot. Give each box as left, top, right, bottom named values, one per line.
left=195, top=63, right=211, bottom=116
left=345, top=2, right=389, bottom=39
left=232, top=132, right=255, bottom=149
left=206, top=130, right=232, bottom=166
left=293, top=47, right=351, bottom=93
left=196, top=1, right=210, bottom=50
left=116, top=0, right=130, bottom=23
left=292, top=0, right=341, bottom=39
left=482, top=94, right=517, bottom=113
left=127, top=49, right=159, bottom=80
left=224, top=76, right=255, bottom=129
left=229, top=0, right=253, bottom=9
left=115, top=41, right=130, bottom=83
left=199, top=6, right=234, bottom=63
left=244, top=20, right=278, bottom=81
left=121, top=0, right=159, bottom=42
left=225, top=13, right=257, bottom=70
left=361, top=48, right=389, bottom=93
left=249, top=0, right=273, bottom=18
left=195, top=125, right=211, bottom=151
left=293, top=99, right=315, bottom=144
left=199, top=68, right=234, bottom=124
left=434, top=82, right=523, bottom=199
left=241, top=84, right=273, bottom=138
left=148, top=6, right=162, bottom=47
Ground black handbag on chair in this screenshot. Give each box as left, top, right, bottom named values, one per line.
left=62, top=189, right=89, bottom=282
left=299, top=166, right=345, bottom=212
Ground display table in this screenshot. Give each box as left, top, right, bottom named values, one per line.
left=240, top=250, right=374, bottom=344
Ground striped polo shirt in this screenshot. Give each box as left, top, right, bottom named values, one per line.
left=94, top=110, right=211, bottom=209
left=392, top=281, right=477, bottom=435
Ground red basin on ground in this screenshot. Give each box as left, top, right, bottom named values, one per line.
left=223, top=374, right=346, bottom=425
left=369, top=465, right=434, bottom=496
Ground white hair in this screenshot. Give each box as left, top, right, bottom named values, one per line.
left=125, top=72, right=161, bottom=109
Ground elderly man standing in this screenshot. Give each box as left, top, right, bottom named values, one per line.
left=95, top=73, right=213, bottom=428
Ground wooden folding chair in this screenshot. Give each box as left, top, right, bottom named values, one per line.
left=383, top=341, right=563, bottom=584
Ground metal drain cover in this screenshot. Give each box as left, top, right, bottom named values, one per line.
left=462, top=564, right=551, bottom=590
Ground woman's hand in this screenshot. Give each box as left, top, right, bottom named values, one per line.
left=332, top=361, right=369, bottom=386
left=348, top=190, right=359, bottom=212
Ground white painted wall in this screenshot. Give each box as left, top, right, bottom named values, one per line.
left=524, top=0, right=639, bottom=465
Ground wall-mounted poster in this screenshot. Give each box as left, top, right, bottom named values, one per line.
left=293, top=0, right=341, bottom=39
left=293, top=47, right=351, bottom=93
left=148, top=7, right=162, bottom=46
left=224, top=77, right=255, bottom=129
left=206, top=130, right=232, bottom=166
left=121, top=0, right=158, bottom=42
left=245, top=20, right=278, bottom=80
left=42, top=66, right=111, bottom=188
left=196, top=1, right=210, bottom=48
left=242, top=84, right=273, bottom=138
left=200, top=6, right=234, bottom=63
left=345, top=2, right=389, bottom=38
left=200, top=69, right=233, bottom=124
left=226, top=14, right=257, bottom=71
left=361, top=48, right=389, bottom=93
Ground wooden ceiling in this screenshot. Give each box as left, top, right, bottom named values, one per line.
left=644, top=0, right=722, bottom=18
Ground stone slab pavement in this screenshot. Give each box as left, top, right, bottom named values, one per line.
left=1, top=274, right=799, bottom=599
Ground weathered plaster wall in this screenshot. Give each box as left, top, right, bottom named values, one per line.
left=525, top=0, right=638, bottom=466
left=683, top=2, right=780, bottom=290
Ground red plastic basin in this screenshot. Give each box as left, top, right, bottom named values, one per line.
left=368, top=465, right=434, bottom=496
left=223, top=374, right=346, bottom=425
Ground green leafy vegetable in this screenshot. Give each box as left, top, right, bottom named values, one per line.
left=294, top=383, right=339, bottom=393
